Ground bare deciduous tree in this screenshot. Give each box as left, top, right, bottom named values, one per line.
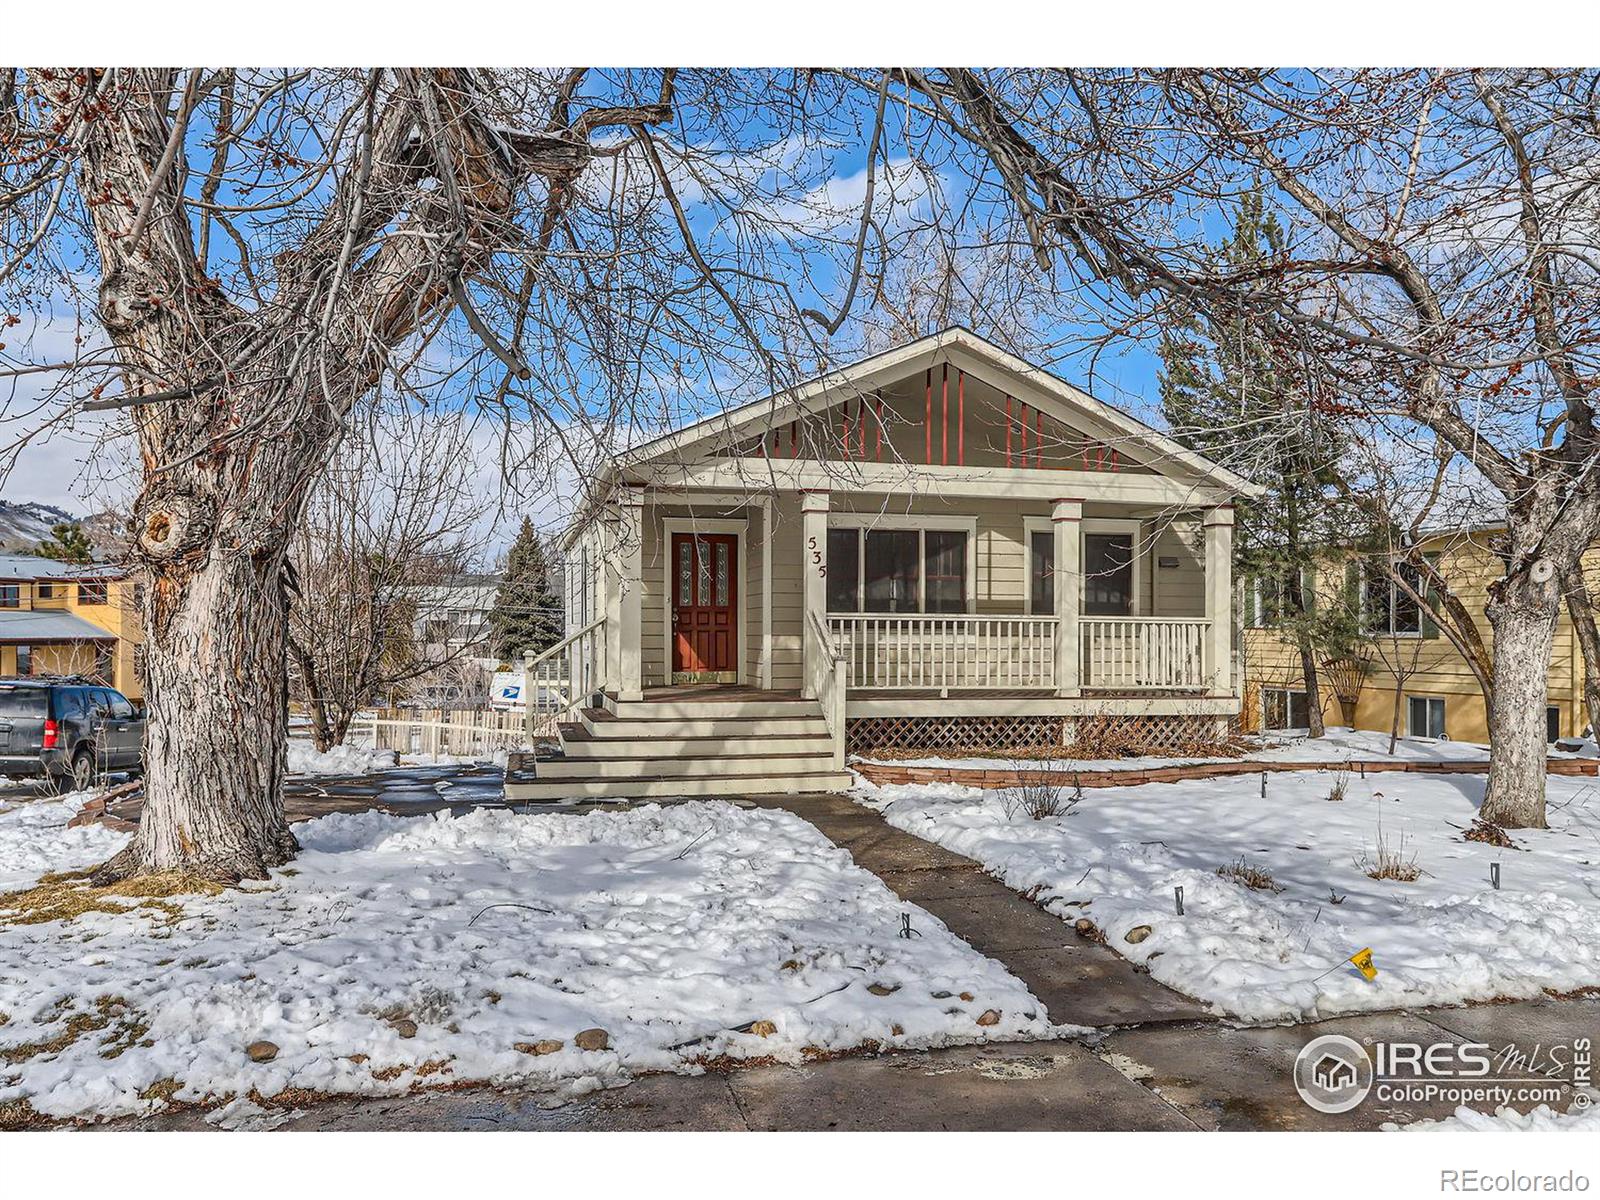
left=884, top=68, right=1600, bottom=826
left=288, top=411, right=493, bottom=752
left=1, top=67, right=908, bottom=879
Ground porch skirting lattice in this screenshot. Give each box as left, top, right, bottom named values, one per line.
left=847, top=712, right=1238, bottom=758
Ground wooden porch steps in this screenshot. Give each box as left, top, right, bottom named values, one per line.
left=502, top=689, right=851, bottom=802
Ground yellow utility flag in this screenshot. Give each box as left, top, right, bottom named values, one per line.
left=1349, top=948, right=1378, bottom=981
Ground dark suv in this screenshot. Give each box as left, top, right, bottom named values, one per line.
left=0, top=679, right=146, bottom=791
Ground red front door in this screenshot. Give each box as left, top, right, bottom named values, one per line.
left=671, top=533, right=739, bottom=679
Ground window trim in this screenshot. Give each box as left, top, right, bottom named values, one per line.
left=1081, top=517, right=1144, bottom=618
left=0, top=584, right=18, bottom=609
left=1023, top=516, right=1054, bottom=615
left=1361, top=560, right=1424, bottom=638
left=1247, top=565, right=1315, bottom=630
left=1262, top=686, right=1311, bottom=731
left=825, top=514, right=977, bottom=615
left=1406, top=694, right=1447, bottom=740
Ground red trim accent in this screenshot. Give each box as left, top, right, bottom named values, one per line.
left=1005, top=395, right=1013, bottom=467
left=875, top=395, right=883, bottom=461
left=957, top=370, right=965, bottom=466
left=1035, top=407, right=1042, bottom=465
left=940, top=363, right=949, bottom=466
left=924, top=368, right=932, bottom=463
left=842, top=399, right=852, bottom=458
left=1020, top=403, right=1030, bottom=466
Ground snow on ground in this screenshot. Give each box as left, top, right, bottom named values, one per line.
left=857, top=727, right=1494, bottom=773
left=1388, top=1099, right=1600, bottom=1131
left=0, top=798, right=1047, bottom=1123
left=0, top=793, right=128, bottom=891
left=285, top=737, right=515, bottom=775
left=285, top=738, right=399, bottom=776
left=854, top=771, right=1600, bottom=1023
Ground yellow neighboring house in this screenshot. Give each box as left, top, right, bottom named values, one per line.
left=1241, top=525, right=1585, bottom=746
left=0, top=554, right=144, bottom=701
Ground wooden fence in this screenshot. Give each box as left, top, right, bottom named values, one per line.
left=366, top=707, right=556, bottom=759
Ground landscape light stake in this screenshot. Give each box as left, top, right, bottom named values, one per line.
left=1490, top=862, right=1501, bottom=890
left=1174, top=886, right=1184, bottom=916
left=1261, top=772, right=1268, bottom=798
left=899, top=913, right=921, bottom=939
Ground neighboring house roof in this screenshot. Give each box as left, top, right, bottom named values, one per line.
left=0, top=609, right=119, bottom=643
left=0, top=554, right=125, bottom=582
left=619, top=327, right=1259, bottom=493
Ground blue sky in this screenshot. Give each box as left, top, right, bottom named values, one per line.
left=1, top=69, right=1177, bottom=534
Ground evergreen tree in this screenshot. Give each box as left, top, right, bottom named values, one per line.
left=35, top=521, right=95, bottom=565
left=1158, top=192, right=1358, bottom=736
left=488, top=518, right=564, bottom=661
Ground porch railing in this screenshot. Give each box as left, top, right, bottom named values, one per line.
left=1080, top=617, right=1209, bottom=691
left=521, top=615, right=606, bottom=731
left=827, top=614, right=1058, bottom=691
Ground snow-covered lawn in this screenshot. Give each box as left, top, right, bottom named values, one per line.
left=0, top=797, right=1046, bottom=1124
left=854, top=771, right=1600, bottom=1023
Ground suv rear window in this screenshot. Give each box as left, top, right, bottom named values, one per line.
left=0, top=687, right=47, bottom=718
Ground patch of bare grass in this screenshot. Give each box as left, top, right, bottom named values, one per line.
left=1215, top=857, right=1284, bottom=892
left=0, top=869, right=221, bottom=927
left=0, top=994, right=150, bottom=1065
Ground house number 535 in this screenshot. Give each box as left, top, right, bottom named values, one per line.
left=808, top=535, right=826, bottom=576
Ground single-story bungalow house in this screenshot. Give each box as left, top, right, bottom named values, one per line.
left=511, top=328, right=1260, bottom=801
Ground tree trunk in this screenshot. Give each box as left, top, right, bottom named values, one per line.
left=1297, top=638, right=1326, bottom=738
left=1388, top=678, right=1402, bottom=756
left=1480, top=572, right=1560, bottom=829
left=93, top=538, right=300, bottom=882
left=1562, top=566, right=1600, bottom=741
left=289, top=637, right=333, bottom=753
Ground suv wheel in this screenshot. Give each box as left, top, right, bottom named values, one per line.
left=68, top=747, right=96, bottom=792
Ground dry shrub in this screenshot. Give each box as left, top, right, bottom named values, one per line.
left=1326, top=773, right=1349, bottom=803
left=0, top=869, right=221, bottom=927
left=1464, top=819, right=1515, bottom=848
left=1063, top=715, right=1247, bottom=760
left=1215, top=857, right=1284, bottom=892
left=1357, top=822, right=1422, bottom=881
left=1001, top=758, right=1083, bottom=820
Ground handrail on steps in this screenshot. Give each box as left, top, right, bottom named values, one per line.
left=806, top=610, right=848, bottom=771
left=522, top=616, right=607, bottom=734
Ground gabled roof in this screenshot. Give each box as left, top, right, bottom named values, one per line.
left=615, top=326, right=1259, bottom=497
left=0, top=609, right=118, bottom=643
left=0, top=554, right=124, bottom=583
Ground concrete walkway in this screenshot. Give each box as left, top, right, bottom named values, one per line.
left=83, top=776, right=1600, bottom=1131
left=748, top=792, right=1212, bottom=1028
left=118, top=995, right=1598, bottom=1132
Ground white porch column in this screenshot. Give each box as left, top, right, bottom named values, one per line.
left=600, top=517, right=622, bottom=692
left=1203, top=505, right=1235, bottom=696
left=800, top=490, right=830, bottom=698
left=616, top=487, right=645, bottom=702
left=1053, top=497, right=1083, bottom=697
left=760, top=498, right=774, bottom=691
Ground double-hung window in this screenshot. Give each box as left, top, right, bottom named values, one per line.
left=826, top=523, right=971, bottom=614
left=1362, top=560, right=1424, bottom=636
